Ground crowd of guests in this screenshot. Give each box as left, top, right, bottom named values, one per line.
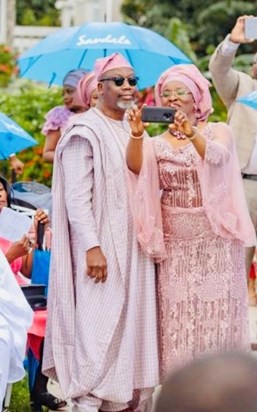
left=1, top=13, right=257, bottom=412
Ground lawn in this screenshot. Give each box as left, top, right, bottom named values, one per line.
left=6, top=376, right=30, bottom=412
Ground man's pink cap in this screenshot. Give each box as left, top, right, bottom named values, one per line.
left=94, top=52, right=133, bottom=80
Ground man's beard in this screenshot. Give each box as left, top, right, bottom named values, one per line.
left=117, top=100, right=135, bottom=110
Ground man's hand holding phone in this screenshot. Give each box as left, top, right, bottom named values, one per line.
left=230, top=15, right=256, bottom=44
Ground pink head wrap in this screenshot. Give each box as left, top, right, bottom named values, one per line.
left=155, top=64, right=212, bottom=122
left=94, top=52, right=133, bottom=80
left=76, top=72, right=98, bottom=107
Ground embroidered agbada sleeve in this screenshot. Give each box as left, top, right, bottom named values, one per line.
left=127, top=138, right=166, bottom=261
left=197, top=122, right=256, bottom=246
left=61, top=135, right=100, bottom=252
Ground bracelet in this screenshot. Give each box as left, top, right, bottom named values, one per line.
left=187, top=126, right=198, bottom=141
left=130, top=131, right=144, bottom=140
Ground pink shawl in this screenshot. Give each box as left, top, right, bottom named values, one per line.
left=128, top=123, right=256, bottom=260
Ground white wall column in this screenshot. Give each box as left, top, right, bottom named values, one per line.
left=0, top=0, right=7, bottom=43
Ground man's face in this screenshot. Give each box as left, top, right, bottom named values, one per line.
left=98, top=67, right=137, bottom=111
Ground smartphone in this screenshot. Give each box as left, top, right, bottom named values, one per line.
left=142, top=106, right=176, bottom=123
left=245, top=17, right=257, bottom=40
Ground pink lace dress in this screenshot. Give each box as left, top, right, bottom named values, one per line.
left=153, top=128, right=250, bottom=380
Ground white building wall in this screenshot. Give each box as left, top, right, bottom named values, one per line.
left=1, top=0, right=123, bottom=53
left=13, top=26, right=59, bottom=53
left=73, top=0, right=122, bottom=24
left=0, top=0, right=7, bottom=43
left=0, top=0, right=16, bottom=45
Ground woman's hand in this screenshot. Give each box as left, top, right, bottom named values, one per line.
left=86, top=246, right=107, bottom=283
left=126, top=105, right=145, bottom=137
left=34, top=209, right=49, bottom=225
left=169, top=110, right=194, bottom=138
left=5, top=235, right=32, bottom=263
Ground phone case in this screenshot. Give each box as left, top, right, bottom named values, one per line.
left=142, top=107, right=176, bottom=123
left=245, top=18, right=257, bottom=40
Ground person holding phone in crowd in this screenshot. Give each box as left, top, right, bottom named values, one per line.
left=126, top=64, right=255, bottom=380
left=209, top=15, right=257, bottom=304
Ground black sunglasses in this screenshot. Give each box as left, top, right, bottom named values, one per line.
left=100, top=76, right=139, bottom=87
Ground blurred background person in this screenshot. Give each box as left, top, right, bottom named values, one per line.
left=76, top=71, right=98, bottom=109
left=209, top=15, right=257, bottom=304
left=155, top=351, right=257, bottom=412
left=64, top=71, right=98, bottom=129
left=42, top=69, right=88, bottom=163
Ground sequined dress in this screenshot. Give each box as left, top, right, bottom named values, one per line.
left=153, top=129, right=250, bottom=380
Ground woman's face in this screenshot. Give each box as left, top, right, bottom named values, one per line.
left=62, top=85, right=77, bottom=109
left=0, top=182, right=8, bottom=210
left=90, top=89, right=99, bottom=108
left=160, top=80, right=195, bottom=117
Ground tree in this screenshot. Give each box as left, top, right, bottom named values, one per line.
left=16, top=0, right=60, bottom=26
left=121, top=0, right=257, bottom=56
left=195, top=1, right=257, bottom=55
left=0, top=81, right=62, bottom=185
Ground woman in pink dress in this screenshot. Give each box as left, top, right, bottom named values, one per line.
left=126, top=64, right=256, bottom=380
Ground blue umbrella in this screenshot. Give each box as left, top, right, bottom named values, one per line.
left=237, top=91, right=257, bottom=110
left=0, top=112, right=38, bottom=159
left=17, top=22, right=191, bottom=89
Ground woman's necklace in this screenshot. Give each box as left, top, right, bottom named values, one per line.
left=169, top=118, right=198, bottom=140
left=169, top=129, right=187, bottom=140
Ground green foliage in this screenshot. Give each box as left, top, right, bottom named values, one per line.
left=0, top=81, right=63, bottom=186
left=164, top=18, right=197, bottom=62
left=196, top=1, right=257, bottom=54
left=121, top=0, right=257, bottom=57
left=8, top=376, right=30, bottom=411
left=16, top=0, right=60, bottom=26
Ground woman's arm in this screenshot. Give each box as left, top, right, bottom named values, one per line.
left=42, top=129, right=61, bottom=162
left=185, top=123, right=231, bottom=164
left=21, top=250, right=33, bottom=278
left=5, top=235, right=30, bottom=264
left=203, top=122, right=232, bottom=165
left=5, top=235, right=32, bottom=278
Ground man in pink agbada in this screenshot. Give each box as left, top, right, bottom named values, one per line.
left=42, top=53, right=159, bottom=411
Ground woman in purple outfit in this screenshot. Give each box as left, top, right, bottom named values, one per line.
left=126, top=64, right=256, bottom=380
left=42, top=69, right=88, bottom=163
